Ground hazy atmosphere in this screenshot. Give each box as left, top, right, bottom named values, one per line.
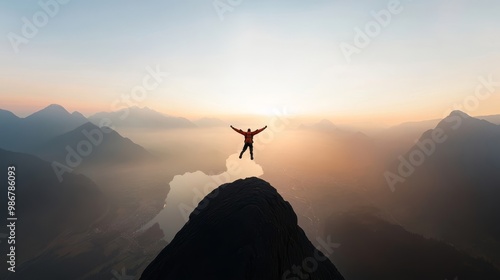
left=1, top=1, right=500, bottom=279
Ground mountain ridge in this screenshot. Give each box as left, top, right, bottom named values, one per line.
left=89, top=106, right=196, bottom=129
left=34, top=122, right=154, bottom=172
left=0, top=105, right=89, bottom=152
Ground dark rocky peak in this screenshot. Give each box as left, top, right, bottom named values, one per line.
left=140, top=177, right=344, bottom=280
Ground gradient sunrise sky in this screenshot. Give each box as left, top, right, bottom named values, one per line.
left=1, top=0, right=499, bottom=124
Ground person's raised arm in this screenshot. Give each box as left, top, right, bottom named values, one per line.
left=230, top=125, right=244, bottom=135
left=252, top=125, right=267, bottom=135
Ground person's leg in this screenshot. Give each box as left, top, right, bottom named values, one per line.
left=249, top=143, right=254, bottom=160
left=239, top=143, right=248, bottom=159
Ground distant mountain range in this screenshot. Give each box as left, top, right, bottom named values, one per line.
left=0, top=105, right=229, bottom=155
left=34, top=122, right=155, bottom=172
left=385, top=113, right=500, bottom=140
left=0, top=104, right=88, bottom=152
left=89, top=106, right=196, bottom=129
left=299, top=119, right=339, bottom=132
left=0, top=105, right=159, bottom=173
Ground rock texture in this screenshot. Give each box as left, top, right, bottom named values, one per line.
left=140, top=177, right=344, bottom=280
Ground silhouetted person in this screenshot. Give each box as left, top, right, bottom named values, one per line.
left=230, top=125, right=267, bottom=160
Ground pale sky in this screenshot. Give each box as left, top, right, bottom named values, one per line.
left=1, top=0, right=499, bottom=124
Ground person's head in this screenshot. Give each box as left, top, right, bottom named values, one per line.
left=247, top=128, right=251, bottom=132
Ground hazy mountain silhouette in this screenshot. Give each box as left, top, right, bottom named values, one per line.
left=0, top=104, right=88, bottom=152
left=381, top=113, right=500, bottom=156
left=326, top=209, right=500, bottom=280
left=140, top=177, right=345, bottom=280
left=299, top=119, right=339, bottom=132
left=385, top=118, right=440, bottom=140
left=0, top=108, right=18, bottom=121
left=34, top=122, right=154, bottom=171
left=89, top=106, right=196, bottom=129
left=478, top=113, right=500, bottom=125
left=387, top=110, right=500, bottom=266
left=0, top=148, right=108, bottom=274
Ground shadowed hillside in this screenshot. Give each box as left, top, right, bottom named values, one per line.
left=326, top=209, right=500, bottom=280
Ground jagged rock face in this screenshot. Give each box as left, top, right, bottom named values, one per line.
left=140, top=177, right=344, bottom=280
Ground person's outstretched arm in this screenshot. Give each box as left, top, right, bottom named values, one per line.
left=230, top=125, right=245, bottom=135
left=252, top=125, right=267, bottom=135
